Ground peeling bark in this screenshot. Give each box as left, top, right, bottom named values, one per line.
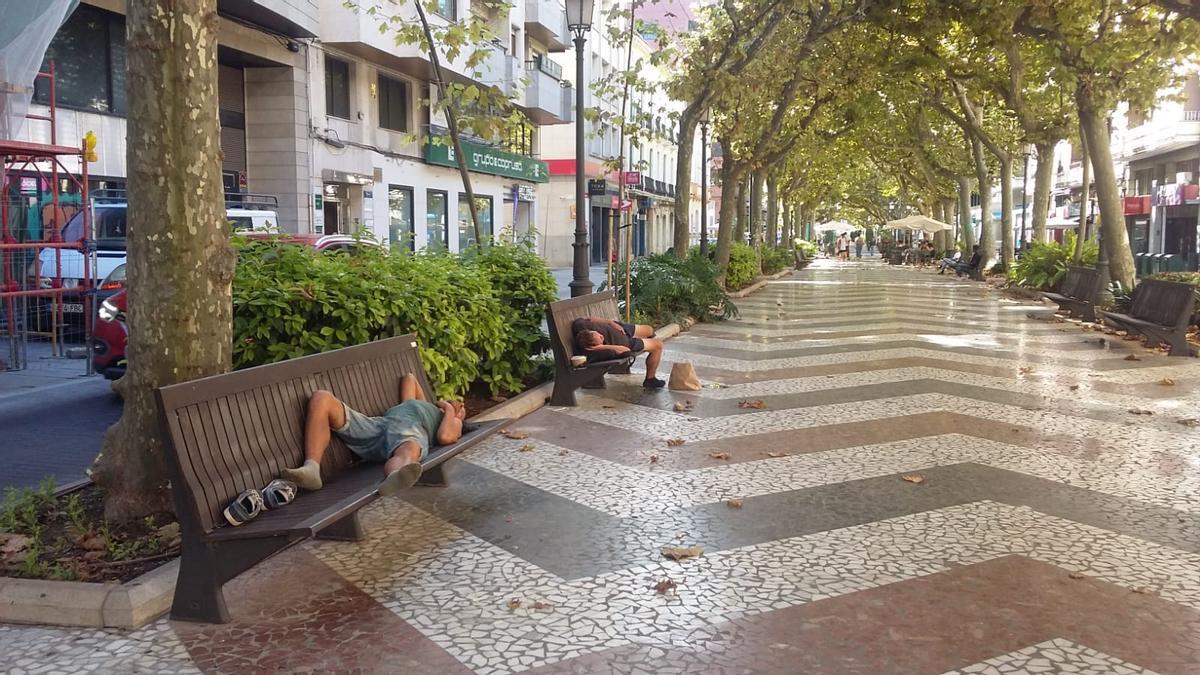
left=92, top=0, right=234, bottom=522
left=765, top=176, right=778, bottom=248
left=956, top=175, right=974, bottom=250
left=715, top=157, right=744, bottom=279
left=1000, top=156, right=1015, bottom=269
left=1078, top=89, right=1135, bottom=289
left=1032, top=141, right=1054, bottom=243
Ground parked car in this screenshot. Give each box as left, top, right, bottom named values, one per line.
left=92, top=233, right=379, bottom=380
left=31, top=192, right=279, bottom=320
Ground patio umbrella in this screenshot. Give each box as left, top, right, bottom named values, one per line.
left=884, top=214, right=953, bottom=234
left=1046, top=215, right=1080, bottom=229
left=814, top=220, right=852, bottom=233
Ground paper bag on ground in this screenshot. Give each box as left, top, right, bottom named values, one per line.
left=669, top=362, right=701, bottom=391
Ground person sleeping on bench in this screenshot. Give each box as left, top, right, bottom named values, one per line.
left=281, top=374, right=465, bottom=497
left=572, top=316, right=666, bottom=389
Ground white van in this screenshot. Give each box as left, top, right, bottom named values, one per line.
left=32, top=193, right=278, bottom=314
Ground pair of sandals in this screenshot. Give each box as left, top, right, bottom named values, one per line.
left=223, top=479, right=297, bottom=527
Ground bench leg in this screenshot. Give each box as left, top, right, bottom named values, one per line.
left=1168, top=332, right=1192, bottom=357
left=549, top=379, right=578, bottom=406
left=580, top=375, right=607, bottom=389
left=315, top=512, right=365, bottom=541
left=1077, top=304, right=1097, bottom=323
left=416, top=463, right=448, bottom=487
left=171, top=539, right=230, bottom=624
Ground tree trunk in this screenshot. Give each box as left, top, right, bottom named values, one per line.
left=92, top=0, right=235, bottom=522
left=1000, top=155, right=1015, bottom=270
left=1032, top=141, right=1054, bottom=244
left=716, top=158, right=743, bottom=278
left=956, top=175, right=974, bottom=250
left=735, top=178, right=747, bottom=243
left=970, top=137, right=995, bottom=276
left=1074, top=126, right=1091, bottom=264
left=672, top=108, right=698, bottom=258
left=1078, top=88, right=1135, bottom=289
left=749, top=172, right=764, bottom=247
left=766, top=176, right=778, bottom=248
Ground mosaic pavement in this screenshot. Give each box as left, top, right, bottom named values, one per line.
left=4, top=258, right=1200, bottom=674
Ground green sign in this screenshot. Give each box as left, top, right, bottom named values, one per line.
left=426, top=138, right=549, bottom=183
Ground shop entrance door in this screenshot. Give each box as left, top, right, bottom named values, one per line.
left=324, top=199, right=341, bottom=234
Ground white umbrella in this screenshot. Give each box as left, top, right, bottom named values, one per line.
left=885, top=214, right=953, bottom=234
left=1046, top=215, right=1080, bottom=229
left=814, top=220, right=852, bottom=233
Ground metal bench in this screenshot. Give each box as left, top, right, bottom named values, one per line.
left=156, top=335, right=507, bottom=623
left=1099, top=279, right=1196, bottom=356
left=546, top=290, right=636, bottom=406
left=1042, top=266, right=1103, bottom=322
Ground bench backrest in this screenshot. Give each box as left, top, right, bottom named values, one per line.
left=1129, top=279, right=1196, bottom=328
left=1061, top=266, right=1101, bottom=302
left=546, top=289, right=621, bottom=362
left=157, top=336, right=434, bottom=534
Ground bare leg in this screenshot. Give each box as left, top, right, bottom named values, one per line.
left=379, top=440, right=423, bottom=497
left=633, top=324, right=655, bottom=338
left=400, top=373, right=424, bottom=402
left=281, top=390, right=346, bottom=490
left=641, top=338, right=664, bottom=382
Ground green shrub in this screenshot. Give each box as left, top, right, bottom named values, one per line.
left=461, top=240, right=557, bottom=390
left=1008, top=233, right=1097, bottom=290
left=794, top=239, right=818, bottom=257
left=726, top=243, right=759, bottom=290
left=231, top=240, right=513, bottom=398
left=760, top=247, right=792, bottom=275
left=602, top=251, right=738, bottom=326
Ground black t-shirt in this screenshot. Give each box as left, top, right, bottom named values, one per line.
left=572, top=317, right=629, bottom=349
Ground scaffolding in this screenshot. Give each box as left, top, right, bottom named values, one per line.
left=1, top=62, right=93, bottom=372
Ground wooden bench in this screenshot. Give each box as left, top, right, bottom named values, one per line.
left=1042, top=266, right=1102, bottom=322
left=793, top=249, right=811, bottom=269
left=1099, top=279, right=1196, bottom=356
left=546, top=290, right=636, bottom=406
left=156, top=335, right=508, bottom=623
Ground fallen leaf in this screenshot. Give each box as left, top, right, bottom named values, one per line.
left=1018, top=367, right=1033, bottom=375
left=82, top=550, right=106, bottom=561
left=502, top=430, right=531, bottom=440
left=726, top=498, right=744, bottom=508
left=1069, top=385, right=1080, bottom=391
left=1124, top=354, right=1141, bottom=361
left=672, top=401, right=694, bottom=412
left=490, top=394, right=508, bottom=403
left=654, top=578, right=678, bottom=594
left=1068, top=572, right=1086, bottom=580
left=558, top=449, right=569, bottom=456
left=1178, top=418, right=1200, bottom=428
left=531, top=601, right=552, bottom=610
left=738, top=399, right=768, bottom=409
left=901, top=473, right=926, bottom=484
left=764, top=451, right=786, bottom=458
left=507, top=598, right=522, bottom=609
left=1127, top=409, right=1154, bottom=416
left=649, top=454, right=660, bottom=464
left=518, top=444, right=535, bottom=452
left=1123, top=335, right=1141, bottom=341
left=1159, top=378, right=1176, bottom=386
left=1091, top=325, right=1103, bottom=332
left=666, top=439, right=685, bottom=447
left=602, top=404, right=616, bottom=409
left=709, top=452, right=731, bottom=460
left=1132, top=586, right=1152, bottom=595
left=0, top=533, right=32, bottom=562
left=77, top=533, right=107, bottom=551
left=661, top=545, right=704, bottom=560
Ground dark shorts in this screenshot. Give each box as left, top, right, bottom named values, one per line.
left=619, top=322, right=645, bottom=352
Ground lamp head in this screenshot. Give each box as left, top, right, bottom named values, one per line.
left=566, top=0, right=594, bottom=33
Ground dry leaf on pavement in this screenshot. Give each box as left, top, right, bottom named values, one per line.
left=738, top=399, right=768, bottom=409
left=654, top=578, right=678, bottom=594
left=1132, top=586, right=1152, bottom=594
left=726, top=498, right=744, bottom=508
left=649, top=454, right=659, bottom=464
left=518, top=444, right=536, bottom=452
left=531, top=601, right=552, bottom=610
left=1127, top=409, right=1154, bottom=416
left=507, top=598, right=522, bottom=609
left=1159, top=378, right=1176, bottom=386
left=661, top=545, right=704, bottom=560
left=557, top=449, right=569, bottom=456
left=1018, top=367, right=1033, bottom=375
left=1178, top=418, right=1200, bottom=428
left=764, top=451, right=786, bottom=458
left=1069, top=385, right=1080, bottom=391
left=901, top=473, right=926, bottom=484
left=1068, top=572, right=1086, bottom=580
left=1124, top=354, right=1141, bottom=361
left=709, top=452, right=731, bottom=460
left=666, top=439, right=685, bottom=447
left=672, top=401, right=694, bottom=412
left=502, top=430, right=531, bottom=440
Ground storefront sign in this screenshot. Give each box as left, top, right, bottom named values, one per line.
left=623, top=171, right=641, bottom=185
left=517, top=184, right=536, bottom=202
left=313, top=193, right=323, bottom=210
left=426, top=138, right=549, bottom=183
left=588, top=179, right=608, bottom=196
left=1122, top=196, right=1151, bottom=215
left=1155, top=183, right=1184, bottom=207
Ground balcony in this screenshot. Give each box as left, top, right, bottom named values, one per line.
left=218, top=0, right=317, bottom=38
left=1117, top=108, right=1200, bottom=163
left=525, top=0, right=569, bottom=52
left=519, top=59, right=571, bottom=124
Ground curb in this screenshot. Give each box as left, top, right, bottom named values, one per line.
left=470, top=381, right=553, bottom=423
left=0, top=559, right=179, bottom=630
left=728, top=267, right=794, bottom=299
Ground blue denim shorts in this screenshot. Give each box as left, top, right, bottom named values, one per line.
left=334, top=400, right=441, bottom=463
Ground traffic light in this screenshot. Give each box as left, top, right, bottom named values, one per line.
left=83, top=131, right=98, bottom=162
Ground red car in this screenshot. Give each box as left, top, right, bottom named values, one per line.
left=92, top=234, right=378, bottom=380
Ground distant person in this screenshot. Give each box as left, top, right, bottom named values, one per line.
left=854, top=235, right=864, bottom=259
left=281, top=374, right=465, bottom=497
left=572, top=316, right=665, bottom=388
left=836, top=234, right=850, bottom=261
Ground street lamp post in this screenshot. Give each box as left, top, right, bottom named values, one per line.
left=699, top=109, right=710, bottom=257
left=567, top=0, right=595, bottom=297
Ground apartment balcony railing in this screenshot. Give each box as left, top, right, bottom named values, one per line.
left=519, top=60, right=571, bottom=124
left=524, top=0, right=569, bottom=52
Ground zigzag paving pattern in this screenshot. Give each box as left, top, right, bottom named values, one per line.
left=4, top=258, right=1200, bottom=674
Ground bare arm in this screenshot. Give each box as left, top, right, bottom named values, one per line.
left=434, top=401, right=464, bottom=445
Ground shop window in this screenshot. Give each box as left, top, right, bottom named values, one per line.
left=325, top=56, right=352, bottom=120
left=426, top=190, right=449, bottom=250
left=389, top=185, right=415, bottom=251
left=378, top=74, right=408, bottom=132
left=33, top=5, right=126, bottom=114
left=458, top=193, right=493, bottom=250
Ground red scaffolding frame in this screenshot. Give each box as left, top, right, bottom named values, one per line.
left=1, top=62, right=92, bottom=371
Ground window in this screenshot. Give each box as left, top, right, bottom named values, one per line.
left=33, top=5, right=126, bottom=114
left=458, top=193, right=493, bottom=250
left=377, top=74, right=408, bottom=132
left=434, top=0, right=457, bottom=20
left=426, top=190, right=449, bottom=249
left=325, top=56, right=351, bottom=119
left=389, top=185, right=414, bottom=251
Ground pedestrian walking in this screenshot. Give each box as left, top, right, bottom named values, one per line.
left=854, top=234, right=864, bottom=259
left=836, top=233, right=850, bottom=261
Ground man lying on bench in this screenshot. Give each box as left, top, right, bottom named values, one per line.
left=572, top=316, right=666, bottom=389
left=281, top=374, right=465, bottom=496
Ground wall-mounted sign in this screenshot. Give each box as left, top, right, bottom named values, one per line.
left=517, top=184, right=536, bottom=202
left=426, top=138, right=549, bottom=183
left=313, top=193, right=323, bottom=210
left=623, top=171, right=641, bottom=185
left=588, top=179, right=608, bottom=196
